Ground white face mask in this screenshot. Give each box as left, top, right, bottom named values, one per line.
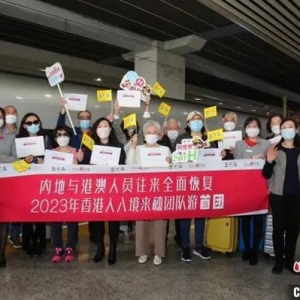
left=145, top=134, right=158, bottom=145
left=97, top=127, right=110, bottom=139
left=246, top=127, right=260, bottom=138
left=0, top=119, right=3, bottom=128
left=5, top=115, right=17, bottom=124
left=271, top=125, right=280, bottom=135
left=57, top=137, right=70, bottom=147
left=167, top=130, right=179, bottom=140
left=223, top=121, right=235, bottom=131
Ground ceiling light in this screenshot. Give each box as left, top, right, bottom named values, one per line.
left=95, top=78, right=102, bottom=82
left=95, top=105, right=100, bottom=108
left=218, top=102, right=223, bottom=105
left=15, top=96, right=23, bottom=99
left=194, top=98, right=201, bottom=101
left=236, top=106, right=241, bottom=109
left=266, top=112, right=270, bottom=115
left=251, top=109, right=256, bottom=112
left=39, top=69, right=45, bottom=72
left=44, top=94, right=52, bottom=98
left=183, top=112, right=188, bottom=115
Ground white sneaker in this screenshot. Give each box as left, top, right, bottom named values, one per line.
left=138, top=255, right=148, bottom=264
left=153, top=255, right=162, bottom=266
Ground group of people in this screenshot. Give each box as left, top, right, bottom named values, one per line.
left=0, top=99, right=299, bottom=276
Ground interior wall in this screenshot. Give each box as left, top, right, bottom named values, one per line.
left=0, top=73, right=269, bottom=136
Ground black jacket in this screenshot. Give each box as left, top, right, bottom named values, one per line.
left=158, top=134, right=175, bottom=153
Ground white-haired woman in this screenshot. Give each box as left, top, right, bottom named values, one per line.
left=126, top=120, right=171, bottom=265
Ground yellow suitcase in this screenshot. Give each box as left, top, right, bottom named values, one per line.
left=206, top=217, right=238, bottom=254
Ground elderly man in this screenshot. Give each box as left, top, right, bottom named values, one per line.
left=4, top=105, right=22, bottom=249
left=158, top=118, right=182, bottom=246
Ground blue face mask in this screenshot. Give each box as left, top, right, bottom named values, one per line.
left=189, top=120, right=203, bottom=132
left=26, top=124, right=40, bottom=134
left=79, top=120, right=91, bottom=130
left=282, top=128, right=296, bottom=140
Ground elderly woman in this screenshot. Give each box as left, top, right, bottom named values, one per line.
left=126, top=120, right=171, bottom=265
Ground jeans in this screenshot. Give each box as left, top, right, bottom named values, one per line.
left=10, top=223, right=21, bottom=238
left=241, top=215, right=264, bottom=251
left=180, top=218, right=205, bottom=248
left=52, top=222, right=78, bottom=249
left=270, top=193, right=300, bottom=263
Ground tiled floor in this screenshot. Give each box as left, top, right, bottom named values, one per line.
left=1, top=224, right=299, bottom=300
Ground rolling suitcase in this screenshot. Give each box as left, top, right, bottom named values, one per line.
left=206, top=217, right=238, bottom=254
left=264, top=214, right=275, bottom=257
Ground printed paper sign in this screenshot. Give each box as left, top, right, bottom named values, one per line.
left=117, top=90, right=141, bottom=108
left=12, top=160, right=30, bottom=172
left=82, top=133, right=95, bottom=151
left=204, top=106, right=217, bottom=119
left=153, top=82, right=166, bottom=98
left=199, top=149, right=222, bottom=161
left=97, top=90, right=112, bottom=102
left=218, top=130, right=243, bottom=149
left=123, top=113, right=137, bottom=129
left=90, top=145, right=121, bottom=166
left=140, top=147, right=170, bottom=167
left=120, top=71, right=146, bottom=91
left=63, top=93, right=87, bottom=111
left=45, top=62, right=65, bottom=87
left=207, top=128, right=224, bottom=142
left=15, top=136, right=45, bottom=158
left=158, top=102, right=171, bottom=117
left=44, top=150, right=74, bottom=165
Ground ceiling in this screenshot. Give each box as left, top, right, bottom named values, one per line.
left=0, top=0, right=300, bottom=117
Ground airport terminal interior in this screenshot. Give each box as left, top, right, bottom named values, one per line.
left=1, top=0, right=300, bottom=299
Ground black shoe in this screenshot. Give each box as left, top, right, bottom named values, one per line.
left=181, top=247, right=192, bottom=263
left=108, top=244, right=117, bottom=265
left=242, top=249, right=251, bottom=261
left=26, top=249, right=34, bottom=257
left=249, top=250, right=258, bottom=266
left=8, top=236, right=22, bottom=249
left=93, top=243, right=105, bottom=263
left=272, top=261, right=284, bottom=275
left=34, top=244, right=44, bottom=257
left=0, top=260, right=6, bottom=268
left=193, top=246, right=211, bottom=260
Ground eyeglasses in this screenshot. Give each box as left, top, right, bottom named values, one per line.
left=56, top=133, right=69, bottom=137
left=79, top=117, right=91, bottom=120
left=25, top=120, right=39, bottom=126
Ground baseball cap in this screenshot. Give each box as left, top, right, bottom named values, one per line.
left=187, top=111, right=203, bottom=122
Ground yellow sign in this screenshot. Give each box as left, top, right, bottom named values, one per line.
left=204, top=106, right=217, bottom=119
left=158, top=102, right=171, bottom=117
left=82, top=133, right=95, bottom=151
left=123, top=113, right=137, bottom=129
left=207, top=128, right=224, bottom=142
left=97, top=90, right=112, bottom=102
left=153, top=82, right=166, bottom=98
left=12, top=160, right=30, bottom=173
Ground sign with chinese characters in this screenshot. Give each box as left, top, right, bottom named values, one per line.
left=207, top=128, right=224, bottom=142
left=158, top=102, right=171, bottom=117
left=97, top=90, right=112, bottom=102
left=45, top=62, right=65, bottom=87
left=120, top=71, right=146, bottom=92
left=0, top=162, right=268, bottom=222
left=153, top=82, right=166, bottom=98
left=204, top=106, right=217, bottom=119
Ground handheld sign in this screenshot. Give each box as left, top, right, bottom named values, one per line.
left=204, top=106, right=217, bottom=119
left=153, top=82, right=166, bottom=98
left=45, top=62, right=76, bottom=135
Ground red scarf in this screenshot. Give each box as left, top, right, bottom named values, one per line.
left=245, top=138, right=258, bottom=147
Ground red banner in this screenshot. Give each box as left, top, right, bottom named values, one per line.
left=0, top=168, right=268, bottom=221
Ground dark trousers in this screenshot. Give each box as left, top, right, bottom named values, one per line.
left=91, top=221, right=119, bottom=245
left=22, top=223, right=46, bottom=250
left=241, top=215, right=264, bottom=251
left=52, top=222, right=78, bottom=249
left=270, top=193, right=300, bottom=263
left=10, top=223, right=21, bottom=238
left=0, top=223, right=8, bottom=261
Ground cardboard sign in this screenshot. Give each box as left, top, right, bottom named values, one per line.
left=45, top=62, right=65, bottom=87
left=207, top=129, right=224, bottom=142
left=158, top=102, right=171, bottom=117
left=204, top=106, right=217, bottom=119
left=153, top=82, right=166, bottom=98
left=120, top=71, right=146, bottom=91
left=117, top=90, right=141, bottom=108
left=97, top=90, right=112, bottom=102
left=63, top=94, right=88, bottom=111
left=123, top=114, right=137, bottom=129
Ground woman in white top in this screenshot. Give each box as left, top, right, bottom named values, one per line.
left=126, top=120, right=171, bottom=265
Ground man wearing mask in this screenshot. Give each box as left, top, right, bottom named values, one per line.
left=158, top=119, right=181, bottom=245
left=4, top=105, right=22, bottom=249
left=57, top=99, right=92, bottom=150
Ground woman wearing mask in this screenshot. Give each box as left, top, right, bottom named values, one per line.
left=263, top=118, right=300, bottom=275
left=126, top=120, right=171, bottom=265
left=175, top=111, right=212, bottom=263
left=221, top=112, right=238, bottom=160
left=18, top=113, right=52, bottom=256
left=51, top=125, right=83, bottom=263
left=234, top=117, right=270, bottom=265
left=82, top=117, right=126, bottom=265
left=0, top=107, right=17, bottom=267
left=266, top=115, right=283, bottom=145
